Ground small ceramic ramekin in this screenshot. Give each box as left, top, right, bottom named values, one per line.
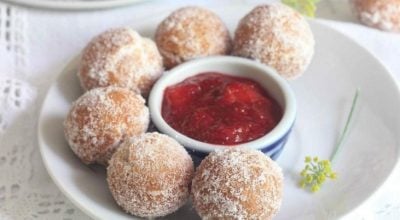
left=148, top=56, right=296, bottom=160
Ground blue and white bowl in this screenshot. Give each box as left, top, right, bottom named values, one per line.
left=149, top=56, right=296, bottom=161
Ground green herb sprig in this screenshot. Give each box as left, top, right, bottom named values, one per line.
left=299, top=156, right=337, bottom=192
left=300, top=89, right=360, bottom=192
left=281, top=0, right=320, bottom=17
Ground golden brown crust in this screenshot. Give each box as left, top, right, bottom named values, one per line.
left=233, top=4, right=314, bottom=79
left=192, top=148, right=283, bottom=219
left=63, top=86, right=149, bottom=165
left=107, top=132, right=194, bottom=218
left=78, top=27, right=163, bottom=96
left=351, top=0, right=400, bottom=32
left=155, top=6, right=232, bottom=69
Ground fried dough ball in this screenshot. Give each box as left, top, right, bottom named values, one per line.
left=351, top=0, right=400, bottom=32
left=233, top=4, right=315, bottom=79
left=155, top=6, right=232, bottom=69
left=192, top=148, right=283, bottom=220
left=107, top=132, right=194, bottom=218
left=78, top=27, right=163, bottom=96
left=64, top=86, right=149, bottom=165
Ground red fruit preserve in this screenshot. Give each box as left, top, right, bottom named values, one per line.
left=162, top=72, right=282, bottom=145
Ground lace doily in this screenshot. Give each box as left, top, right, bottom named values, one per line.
left=0, top=4, right=87, bottom=219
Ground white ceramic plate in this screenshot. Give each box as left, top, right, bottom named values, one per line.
left=4, top=0, right=150, bottom=10
left=37, top=5, right=400, bottom=220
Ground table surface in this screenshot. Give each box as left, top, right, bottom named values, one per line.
left=0, top=0, right=399, bottom=219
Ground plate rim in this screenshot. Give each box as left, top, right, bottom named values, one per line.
left=37, top=19, right=400, bottom=220
left=37, top=55, right=104, bottom=220
left=3, top=0, right=151, bottom=10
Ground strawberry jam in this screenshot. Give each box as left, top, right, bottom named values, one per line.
left=162, top=72, right=282, bottom=145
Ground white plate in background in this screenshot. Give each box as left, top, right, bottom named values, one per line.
left=4, top=0, right=150, bottom=10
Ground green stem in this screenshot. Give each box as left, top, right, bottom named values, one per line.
left=330, top=89, right=360, bottom=162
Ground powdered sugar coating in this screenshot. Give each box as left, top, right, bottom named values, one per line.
left=78, top=27, right=164, bottom=96
left=155, top=6, right=232, bottom=69
left=351, top=0, right=400, bottom=32
left=233, top=4, right=314, bottom=79
left=64, top=86, right=149, bottom=165
left=107, top=132, right=194, bottom=218
left=192, top=148, right=283, bottom=220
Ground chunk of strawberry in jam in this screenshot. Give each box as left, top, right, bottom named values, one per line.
left=187, top=108, right=215, bottom=131
left=221, top=81, right=266, bottom=105
left=163, top=83, right=200, bottom=114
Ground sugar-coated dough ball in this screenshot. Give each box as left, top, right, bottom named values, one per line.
left=155, top=6, right=232, bottom=69
left=233, top=4, right=315, bottom=79
left=78, top=27, right=163, bottom=96
left=64, top=87, right=149, bottom=165
left=107, top=132, right=194, bottom=218
left=351, top=0, right=400, bottom=32
left=192, top=148, right=283, bottom=220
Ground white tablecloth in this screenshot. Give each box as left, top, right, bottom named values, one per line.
left=0, top=0, right=399, bottom=219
